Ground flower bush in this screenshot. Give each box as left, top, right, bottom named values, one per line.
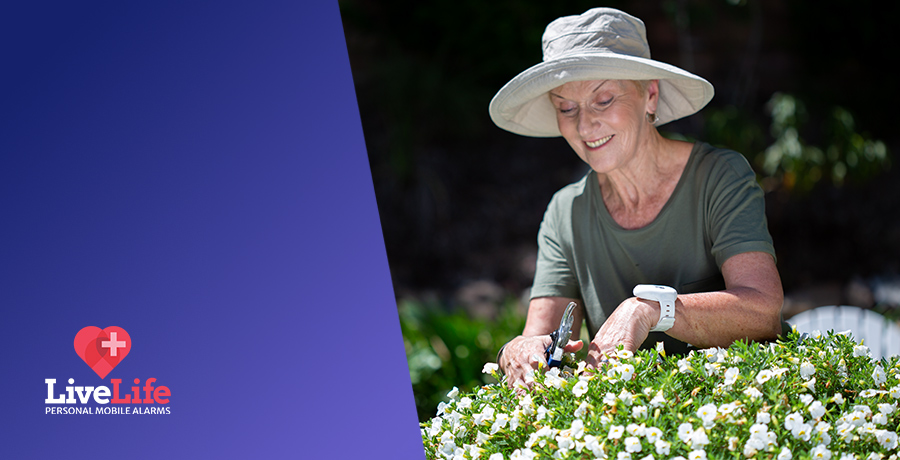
left=421, top=330, right=900, bottom=460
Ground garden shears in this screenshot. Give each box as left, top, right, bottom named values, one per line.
left=545, top=301, right=577, bottom=368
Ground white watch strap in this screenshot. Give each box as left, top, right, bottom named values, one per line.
left=633, top=284, right=677, bottom=333
left=650, top=297, right=675, bottom=332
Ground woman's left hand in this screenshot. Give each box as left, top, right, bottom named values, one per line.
left=585, top=297, right=658, bottom=367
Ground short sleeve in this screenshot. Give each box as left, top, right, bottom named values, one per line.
left=531, top=194, right=582, bottom=300
left=706, top=152, right=776, bottom=267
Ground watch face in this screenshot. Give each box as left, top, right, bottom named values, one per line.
left=633, top=284, right=677, bottom=301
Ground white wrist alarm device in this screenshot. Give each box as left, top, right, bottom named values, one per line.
left=633, top=284, right=677, bottom=332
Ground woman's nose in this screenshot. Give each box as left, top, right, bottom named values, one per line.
left=577, top=109, right=597, bottom=137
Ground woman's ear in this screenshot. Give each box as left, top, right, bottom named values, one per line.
left=645, top=79, right=660, bottom=114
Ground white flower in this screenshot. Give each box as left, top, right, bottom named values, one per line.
left=677, top=358, right=693, bottom=374
left=756, top=412, right=771, bottom=425
left=562, top=419, right=582, bottom=440
left=458, top=397, right=473, bottom=410
left=476, top=431, right=491, bottom=445
left=784, top=412, right=804, bottom=431
left=650, top=392, right=666, bottom=408
left=690, top=428, right=709, bottom=449
left=837, top=423, right=855, bottom=441
left=728, top=437, right=739, bottom=451
left=490, top=413, right=509, bottom=434
left=832, top=393, right=845, bottom=405
left=536, top=405, right=549, bottom=421
left=810, top=444, right=832, bottom=460
left=654, top=439, right=671, bottom=456
left=874, top=412, right=888, bottom=425
left=878, top=403, right=896, bottom=415
left=749, top=423, right=769, bottom=438
left=574, top=401, right=589, bottom=419
left=874, top=365, right=887, bottom=385
left=584, top=435, right=604, bottom=457
left=572, top=380, right=589, bottom=397
left=603, top=392, right=618, bottom=406
left=618, top=363, right=636, bottom=381
left=696, top=403, right=717, bottom=426
left=618, top=389, right=635, bottom=406
left=473, top=407, right=495, bottom=426
left=718, top=402, right=738, bottom=416
left=678, top=423, right=694, bottom=443
left=778, top=447, right=793, bottom=460
left=644, top=427, right=663, bottom=444
left=744, top=386, right=763, bottom=399
left=544, top=372, right=566, bottom=390
left=510, top=448, right=537, bottom=460
left=809, top=401, right=826, bottom=419
left=860, top=389, right=882, bottom=398
left=840, top=454, right=857, bottom=460
left=876, top=430, right=899, bottom=449
left=801, top=361, right=816, bottom=379
left=791, top=422, right=812, bottom=441
left=854, top=345, right=870, bottom=357
left=482, top=363, right=499, bottom=375
left=447, top=386, right=460, bottom=400
left=626, top=423, right=645, bottom=437
left=618, top=453, right=632, bottom=460
left=632, top=405, right=648, bottom=419
left=625, top=436, right=642, bottom=453
left=688, top=449, right=707, bottom=460
left=800, top=394, right=814, bottom=406
left=756, top=369, right=774, bottom=384
left=891, top=386, right=900, bottom=399
left=609, top=425, right=625, bottom=439
left=803, top=377, right=817, bottom=392
left=723, top=367, right=739, bottom=385
left=489, top=453, right=504, bottom=460
left=556, top=435, right=575, bottom=451
left=509, top=411, right=522, bottom=431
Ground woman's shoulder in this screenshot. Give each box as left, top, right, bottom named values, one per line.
left=543, top=171, right=595, bottom=216
left=691, top=142, right=758, bottom=180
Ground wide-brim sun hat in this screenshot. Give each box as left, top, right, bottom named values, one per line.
left=489, top=7, right=715, bottom=137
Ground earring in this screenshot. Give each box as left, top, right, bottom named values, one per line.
left=647, top=112, right=659, bottom=124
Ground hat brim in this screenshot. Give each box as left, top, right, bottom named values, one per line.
left=489, top=54, right=714, bottom=137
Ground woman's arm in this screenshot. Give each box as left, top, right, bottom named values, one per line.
left=499, top=296, right=584, bottom=390
left=586, top=251, right=783, bottom=365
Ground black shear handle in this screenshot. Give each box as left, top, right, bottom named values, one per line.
left=545, top=330, right=563, bottom=367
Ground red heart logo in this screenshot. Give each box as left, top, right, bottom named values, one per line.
left=73, top=326, right=132, bottom=379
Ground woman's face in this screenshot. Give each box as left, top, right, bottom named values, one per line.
left=549, top=79, right=658, bottom=174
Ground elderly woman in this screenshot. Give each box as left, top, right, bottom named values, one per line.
left=489, top=7, right=784, bottom=388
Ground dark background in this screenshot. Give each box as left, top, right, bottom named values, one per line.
left=340, top=0, right=900, bottom=319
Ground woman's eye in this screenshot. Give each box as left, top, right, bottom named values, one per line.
left=596, top=98, right=613, bottom=107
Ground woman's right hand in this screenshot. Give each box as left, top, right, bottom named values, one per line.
left=499, top=335, right=583, bottom=392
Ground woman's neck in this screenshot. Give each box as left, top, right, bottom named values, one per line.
left=597, top=135, right=693, bottom=229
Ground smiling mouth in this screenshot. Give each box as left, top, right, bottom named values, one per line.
left=585, top=135, right=613, bottom=149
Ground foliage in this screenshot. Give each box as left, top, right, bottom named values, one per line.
left=422, top=330, right=900, bottom=459
left=401, top=297, right=527, bottom=421
left=760, top=94, right=890, bottom=192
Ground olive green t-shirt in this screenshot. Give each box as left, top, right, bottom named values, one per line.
left=530, top=142, right=775, bottom=354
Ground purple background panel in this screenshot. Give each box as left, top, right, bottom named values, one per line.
left=0, top=1, right=424, bottom=458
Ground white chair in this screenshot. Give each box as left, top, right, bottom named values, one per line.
left=787, top=305, right=900, bottom=359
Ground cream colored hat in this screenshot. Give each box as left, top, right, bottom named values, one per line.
left=489, top=7, right=715, bottom=137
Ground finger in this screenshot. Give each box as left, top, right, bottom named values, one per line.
left=564, top=339, right=584, bottom=352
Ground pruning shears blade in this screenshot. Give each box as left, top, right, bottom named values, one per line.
left=545, top=301, right=577, bottom=367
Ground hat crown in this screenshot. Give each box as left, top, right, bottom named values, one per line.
left=542, top=8, right=650, bottom=61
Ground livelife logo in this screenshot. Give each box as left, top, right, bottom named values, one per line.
left=45, top=326, right=171, bottom=415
